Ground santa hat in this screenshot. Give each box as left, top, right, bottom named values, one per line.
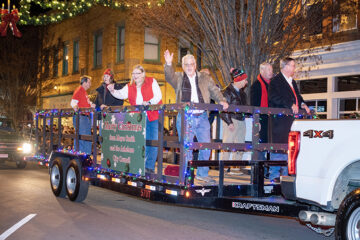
left=103, top=68, right=114, bottom=79
left=231, top=68, right=247, bottom=82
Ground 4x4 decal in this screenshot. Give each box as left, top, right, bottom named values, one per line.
left=303, top=130, right=334, bottom=139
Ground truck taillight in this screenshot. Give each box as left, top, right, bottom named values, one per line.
left=288, top=131, right=300, bottom=175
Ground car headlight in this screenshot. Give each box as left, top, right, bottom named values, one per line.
left=17, top=143, right=32, bottom=154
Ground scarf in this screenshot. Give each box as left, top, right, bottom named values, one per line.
left=257, top=74, right=268, bottom=107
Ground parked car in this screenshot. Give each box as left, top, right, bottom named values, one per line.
left=0, top=117, right=33, bottom=168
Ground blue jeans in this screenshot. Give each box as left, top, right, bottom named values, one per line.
left=145, top=118, right=158, bottom=171
left=73, top=115, right=92, bottom=155
left=177, top=112, right=210, bottom=177
left=269, top=153, right=288, bottom=180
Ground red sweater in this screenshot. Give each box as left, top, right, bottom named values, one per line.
left=72, top=86, right=91, bottom=108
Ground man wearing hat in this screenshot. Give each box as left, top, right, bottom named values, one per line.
left=95, top=68, right=124, bottom=111
left=220, top=68, right=248, bottom=169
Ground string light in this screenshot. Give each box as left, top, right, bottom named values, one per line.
left=32, top=103, right=312, bottom=187
left=12, top=0, right=166, bottom=26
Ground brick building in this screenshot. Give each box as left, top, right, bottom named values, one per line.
left=39, top=5, right=191, bottom=112
left=39, top=2, right=360, bottom=120
left=293, top=1, right=360, bottom=119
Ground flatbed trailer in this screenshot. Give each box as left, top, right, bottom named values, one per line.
left=31, top=103, right=317, bottom=221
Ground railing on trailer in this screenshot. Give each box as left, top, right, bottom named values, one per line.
left=34, top=103, right=311, bottom=198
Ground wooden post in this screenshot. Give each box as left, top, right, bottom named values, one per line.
left=75, top=112, right=80, bottom=152
left=179, top=109, right=185, bottom=185
left=156, top=109, right=165, bottom=181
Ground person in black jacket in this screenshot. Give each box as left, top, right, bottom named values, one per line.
left=95, top=68, right=124, bottom=111
left=269, top=58, right=310, bottom=143
left=250, top=62, right=273, bottom=144
left=268, top=57, right=310, bottom=182
left=219, top=68, right=248, bottom=168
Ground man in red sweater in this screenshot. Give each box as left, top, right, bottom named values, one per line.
left=70, top=75, right=95, bottom=154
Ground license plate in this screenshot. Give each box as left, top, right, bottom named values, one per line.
left=0, top=154, right=8, bottom=158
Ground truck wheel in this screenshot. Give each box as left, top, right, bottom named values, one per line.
left=50, top=158, right=66, bottom=197
left=65, top=159, right=89, bottom=202
left=16, top=160, right=27, bottom=169
left=335, top=189, right=360, bottom=240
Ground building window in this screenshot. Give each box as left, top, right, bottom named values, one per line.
left=94, top=32, right=103, bottom=67
left=53, top=49, right=58, bottom=77
left=336, top=75, right=360, bottom=92
left=333, top=0, right=358, bottom=32
left=178, top=38, right=191, bottom=64
left=117, top=26, right=125, bottom=63
left=298, top=78, right=327, bottom=94
left=201, top=44, right=214, bottom=69
left=305, top=100, right=327, bottom=119
left=339, top=98, right=360, bottom=119
left=62, top=44, right=69, bottom=76
left=43, top=49, right=50, bottom=79
left=144, top=28, right=160, bottom=61
left=73, top=40, right=79, bottom=73
left=305, top=1, right=323, bottom=35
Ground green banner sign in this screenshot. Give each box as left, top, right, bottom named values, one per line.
left=101, top=112, right=146, bottom=176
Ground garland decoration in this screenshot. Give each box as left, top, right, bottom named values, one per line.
left=15, top=0, right=165, bottom=26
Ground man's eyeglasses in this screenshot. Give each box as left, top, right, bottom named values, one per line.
left=132, top=72, right=142, bottom=75
left=184, top=63, right=195, bottom=67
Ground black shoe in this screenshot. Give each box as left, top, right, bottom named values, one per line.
left=226, top=167, right=231, bottom=173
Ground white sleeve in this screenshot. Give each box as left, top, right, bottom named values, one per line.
left=149, top=79, right=162, bottom=104
left=70, top=99, right=79, bottom=108
left=111, top=84, right=129, bottom=99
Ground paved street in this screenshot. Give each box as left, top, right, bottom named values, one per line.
left=0, top=162, right=331, bottom=240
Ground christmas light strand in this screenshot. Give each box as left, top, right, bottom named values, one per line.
left=13, top=0, right=165, bottom=26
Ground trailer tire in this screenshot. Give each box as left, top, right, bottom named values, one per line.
left=50, top=158, right=66, bottom=197
left=65, top=159, right=89, bottom=202
left=335, top=189, right=360, bottom=240
left=16, top=160, right=27, bottom=169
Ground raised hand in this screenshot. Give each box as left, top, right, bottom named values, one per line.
left=164, top=49, right=174, bottom=65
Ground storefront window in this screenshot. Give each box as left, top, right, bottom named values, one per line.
left=306, top=100, right=327, bottom=118
left=339, top=98, right=360, bottom=119
left=336, top=75, right=360, bottom=92
left=299, top=78, right=327, bottom=94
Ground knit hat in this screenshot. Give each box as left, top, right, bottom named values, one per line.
left=231, top=68, right=247, bottom=82
left=103, top=68, right=114, bottom=79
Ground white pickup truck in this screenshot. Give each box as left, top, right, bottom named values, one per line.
left=282, top=119, right=360, bottom=239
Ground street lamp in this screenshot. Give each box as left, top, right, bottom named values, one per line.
left=54, top=85, right=60, bottom=94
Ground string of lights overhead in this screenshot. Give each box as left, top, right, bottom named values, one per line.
left=1, top=0, right=164, bottom=25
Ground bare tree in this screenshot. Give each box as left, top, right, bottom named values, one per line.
left=130, top=0, right=355, bottom=88
left=0, top=26, right=50, bottom=126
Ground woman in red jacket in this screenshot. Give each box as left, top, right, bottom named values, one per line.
left=107, top=65, right=162, bottom=173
